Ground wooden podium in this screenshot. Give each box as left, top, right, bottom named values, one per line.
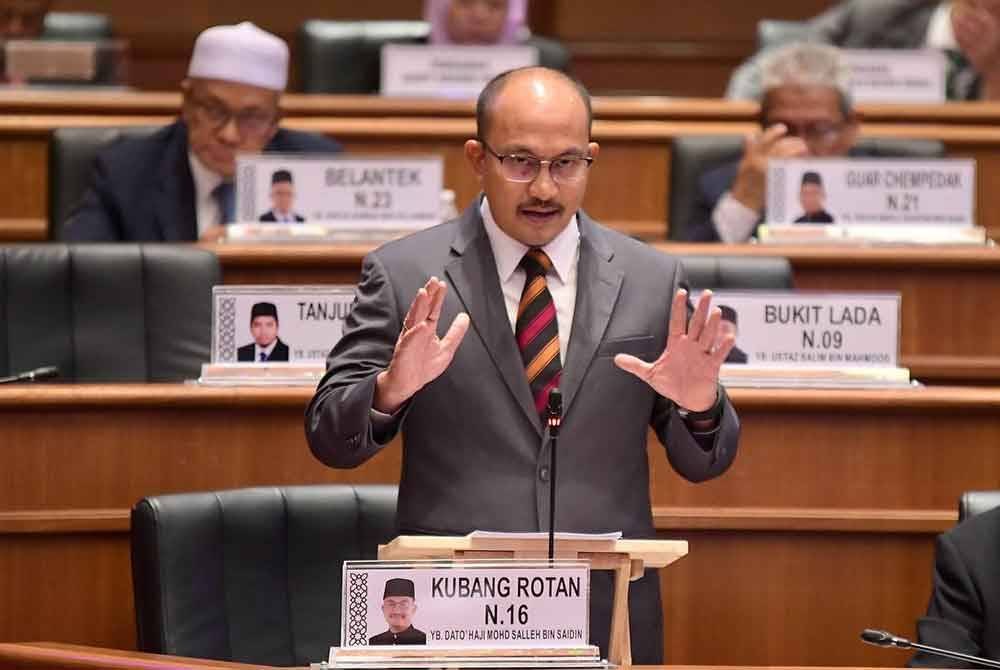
left=378, top=535, right=688, bottom=666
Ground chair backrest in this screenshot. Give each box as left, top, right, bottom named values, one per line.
left=680, top=255, right=793, bottom=290
left=42, top=12, right=113, bottom=41
left=756, top=19, right=811, bottom=51
left=667, top=135, right=947, bottom=241
left=297, top=19, right=570, bottom=93
left=131, top=485, right=399, bottom=666
left=958, top=490, right=1000, bottom=522
left=0, top=244, right=218, bottom=381
left=50, top=126, right=159, bottom=238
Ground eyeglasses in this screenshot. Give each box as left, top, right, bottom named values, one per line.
left=480, top=141, right=594, bottom=184
left=187, top=92, right=279, bottom=138
left=765, top=119, right=846, bottom=147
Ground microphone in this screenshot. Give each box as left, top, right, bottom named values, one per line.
left=861, top=628, right=1000, bottom=669
left=546, top=388, right=562, bottom=561
left=0, top=366, right=60, bottom=385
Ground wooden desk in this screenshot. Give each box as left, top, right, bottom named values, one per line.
left=0, top=643, right=272, bottom=670
left=208, top=241, right=1000, bottom=384
left=0, top=384, right=991, bottom=665
left=4, top=113, right=1000, bottom=242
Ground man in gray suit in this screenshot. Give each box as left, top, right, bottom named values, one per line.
left=727, top=0, right=1000, bottom=101
left=305, top=67, right=740, bottom=663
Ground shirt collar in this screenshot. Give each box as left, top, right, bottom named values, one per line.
left=257, top=339, right=277, bottom=356
left=187, top=150, right=225, bottom=203
left=479, top=197, right=579, bottom=283
left=926, top=2, right=957, bottom=50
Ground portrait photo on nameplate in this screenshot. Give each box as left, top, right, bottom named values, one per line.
left=235, top=154, right=443, bottom=230
left=766, top=158, right=975, bottom=226
left=341, top=561, right=590, bottom=650
left=702, top=291, right=901, bottom=368
left=211, top=285, right=356, bottom=364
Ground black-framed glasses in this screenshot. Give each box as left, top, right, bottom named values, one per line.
left=187, top=92, right=279, bottom=138
left=480, top=140, right=594, bottom=184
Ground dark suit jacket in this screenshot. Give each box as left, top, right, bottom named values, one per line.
left=726, top=346, right=749, bottom=364
left=910, top=506, right=1000, bottom=667
left=237, top=339, right=290, bottom=362
left=368, top=626, right=427, bottom=645
left=63, top=120, right=341, bottom=242
left=727, top=1, right=980, bottom=101
left=259, top=210, right=306, bottom=222
left=794, top=209, right=834, bottom=223
left=305, top=201, right=740, bottom=663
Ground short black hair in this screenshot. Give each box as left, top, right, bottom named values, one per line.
left=801, top=171, right=823, bottom=186
left=475, top=66, right=593, bottom=143
left=271, top=169, right=293, bottom=185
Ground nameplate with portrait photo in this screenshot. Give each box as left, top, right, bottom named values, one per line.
left=339, top=561, right=591, bottom=652
left=844, top=49, right=947, bottom=104
left=380, top=44, right=538, bottom=99
left=700, top=291, right=901, bottom=370
left=766, top=158, right=975, bottom=230
left=235, top=154, right=444, bottom=231
left=210, top=285, right=356, bottom=366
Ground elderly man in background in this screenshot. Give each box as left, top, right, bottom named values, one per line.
left=64, top=22, right=340, bottom=242
left=727, top=0, right=1000, bottom=102
left=686, top=43, right=858, bottom=242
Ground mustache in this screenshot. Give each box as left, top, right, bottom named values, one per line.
left=518, top=200, right=562, bottom=212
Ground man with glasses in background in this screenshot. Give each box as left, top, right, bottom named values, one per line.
left=685, top=43, right=858, bottom=242
left=306, top=66, right=740, bottom=664
left=64, top=22, right=340, bottom=242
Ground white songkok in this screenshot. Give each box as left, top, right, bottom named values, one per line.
left=187, top=22, right=288, bottom=91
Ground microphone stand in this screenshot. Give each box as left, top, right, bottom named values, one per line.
left=0, top=366, right=59, bottom=385
left=861, top=629, right=1000, bottom=670
left=546, top=388, right=562, bottom=562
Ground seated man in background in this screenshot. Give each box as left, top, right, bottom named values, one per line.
left=686, top=43, right=857, bottom=243
left=1, top=0, right=48, bottom=39
left=910, top=504, right=1000, bottom=667
left=64, top=22, right=340, bottom=242
left=727, top=0, right=1000, bottom=102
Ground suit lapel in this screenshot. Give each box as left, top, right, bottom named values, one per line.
left=154, top=121, right=198, bottom=241
left=444, top=206, right=542, bottom=436
left=560, top=213, right=622, bottom=417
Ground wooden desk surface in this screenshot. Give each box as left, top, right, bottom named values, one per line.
left=206, top=240, right=1000, bottom=383
left=0, top=383, right=980, bottom=665
left=0, top=643, right=274, bottom=670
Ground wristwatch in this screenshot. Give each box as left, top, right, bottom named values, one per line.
left=677, top=387, right=723, bottom=423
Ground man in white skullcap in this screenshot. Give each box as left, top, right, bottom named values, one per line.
left=65, top=22, right=341, bottom=242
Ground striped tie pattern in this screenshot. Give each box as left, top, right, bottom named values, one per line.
left=516, top=249, right=561, bottom=417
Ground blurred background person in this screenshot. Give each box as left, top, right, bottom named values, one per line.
left=63, top=22, right=340, bottom=242
left=0, top=0, right=48, bottom=39
left=727, top=0, right=1000, bottom=102
left=686, top=43, right=858, bottom=242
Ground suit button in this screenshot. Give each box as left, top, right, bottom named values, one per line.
left=539, top=467, right=550, bottom=482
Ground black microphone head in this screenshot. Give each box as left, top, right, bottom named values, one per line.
left=861, top=629, right=910, bottom=648
left=547, top=387, right=562, bottom=413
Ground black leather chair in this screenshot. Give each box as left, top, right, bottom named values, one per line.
left=680, top=255, right=793, bottom=290
left=756, top=19, right=810, bottom=51
left=42, top=12, right=113, bottom=41
left=297, top=19, right=570, bottom=93
left=667, top=135, right=947, bottom=241
left=0, top=244, right=218, bottom=381
left=958, top=490, right=1000, bottom=521
left=131, top=485, right=398, bottom=666
left=49, top=126, right=159, bottom=238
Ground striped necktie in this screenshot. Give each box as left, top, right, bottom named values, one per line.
left=515, top=249, right=561, bottom=417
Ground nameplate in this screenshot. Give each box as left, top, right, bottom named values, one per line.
left=844, top=49, right=946, bottom=103
left=706, top=291, right=900, bottom=368
left=766, top=158, right=975, bottom=227
left=380, top=44, right=538, bottom=98
left=235, top=154, right=443, bottom=230
left=211, top=285, right=355, bottom=364
left=341, top=561, right=590, bottom=649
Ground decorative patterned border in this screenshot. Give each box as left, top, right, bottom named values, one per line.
left=237, top=163, right=258, bottom=221
left=348, top=571, right=370, bottom=645
left=217, top=297, right=237, bottom=361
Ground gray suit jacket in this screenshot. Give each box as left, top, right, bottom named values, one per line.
left=726, top=0, right=979, bottom=101
left=305, top=202, right=740, bottom=661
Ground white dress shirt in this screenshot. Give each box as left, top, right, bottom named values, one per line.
left=926, top=2, right=958, bottom=50
left=711, top=192, right=760, bottom=243
left=480, top=197, right=579, bottom=364
left=255, top=340, right=278, bottom=362
left=188, top=151, right=224, bottom=238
